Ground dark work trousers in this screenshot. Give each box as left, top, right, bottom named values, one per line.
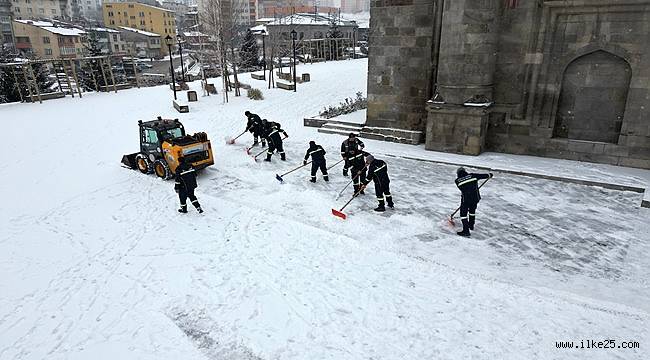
left=267, top=138, right=285, bottom=160
left=459, top=200, right=478, bottom=231
left=311, top=160, right=329, bottom=181
left=179, top=188, right=200, bottom=210
left=351, top=163, right=366, bottom=193
left=373, top=179, right=393, bottom=207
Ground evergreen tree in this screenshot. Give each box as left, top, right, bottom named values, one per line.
left=80, top=31, right=105, bottom=91
left=0, top=46, right=21, bottom=103
left=0, top=47, right=51, bottom=103
left=239, top=30, right=259, bottom=70
left=326, top=18, right=343, bottom=59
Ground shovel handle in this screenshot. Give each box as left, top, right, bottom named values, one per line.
left=280, top=161, right=312, bottom=177
left=449, top=177, right=491, bottom=219
left=327, top=158, right=344, bottom=171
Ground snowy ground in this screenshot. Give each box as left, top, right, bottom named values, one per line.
left=1, top=59, right=649, bottom=360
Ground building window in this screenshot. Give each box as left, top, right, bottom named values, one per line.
left=121, top=44, right=125, bottom=50
left=112, top=34, right=117, bottom=41
left=43, top=36, right=50, bottom=43
left=139, top=11, right=144, bottom=17
left=44, top=48, right=52, bottom=55
left=164, top=29, right=167, bottom=33
left=15, top=8, right=20, bottom=13
left=114, top=44, right=118, bottom=51
left=128, top=4, right=133, bottom=8
left=74, top=37, right=78, bottom=43
left=140, top=20, right=145, bottom=25
left=51, top=8, right=55, bottom=14
left=108, top=11, right=113, bottom=16
left=39, top=8, right=44, bottom=14
left=27, top=7, right=32, bottom=13
left=110, top=20, right=115, bottom=25
left=130, top=16, right=135, bottom=19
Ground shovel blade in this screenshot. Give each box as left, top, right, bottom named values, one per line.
left=246, top=147, right=252, bottom=155
left=275, top=174, right=283, bottom=183
left=332, top=209, right=347, bottom=220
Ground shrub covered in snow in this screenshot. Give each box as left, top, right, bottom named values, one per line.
left=319, top=92, right=367, bottom=119
left=247, top=88, right=264, bottom=100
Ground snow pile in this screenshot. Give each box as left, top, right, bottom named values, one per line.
left=1, top=59, right=649, bottom=360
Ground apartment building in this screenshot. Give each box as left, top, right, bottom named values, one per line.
left=68, top=0, right=103, bottom=22
left=1, top=0, right=13, bottom=48
left=118, top=25, right=160, bottom=58
left=11, top=0, right=68, bottom=20
left=12, top=19, right=86, bottom=58
left=103, top=2, right=175, bottom=54
left=88, top=26, right=126, bottom=55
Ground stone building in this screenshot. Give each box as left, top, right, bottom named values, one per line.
left=366, top=0, right=650, bottom=169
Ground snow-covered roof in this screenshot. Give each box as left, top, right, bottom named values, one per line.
left=266, top=13, right=358, bottom=27
left=183, top=31, right=207, bottom=37
left=250, top=25, right=267, bottom=34
left=42, top=27, right=86, bottom=36
left=14, top=20, right=86, bottom=36
left=14, top=19, right=54, bottom=27
left=119, top=26, right=160, bottom=37
left=90, top=27, right=120, bottom=33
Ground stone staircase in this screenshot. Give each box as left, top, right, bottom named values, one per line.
left=317, top=119, right=364, bottom=136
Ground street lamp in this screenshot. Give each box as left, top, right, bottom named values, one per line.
left=177, top=35, right=186, bottom=82
left=291, top=29, right=297, bottom=92
left=261, top=30, right=266, bottom=72
left=165, top=34, right=177, bottom=100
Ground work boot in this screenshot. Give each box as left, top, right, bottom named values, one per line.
left=197, top=207, right=204, bottom=214
left=469, top=215, right=475, bottom=230
left=387, top=197, right=394, bottom=209
left=265, top=153, right=272, bottom=162
left=262, top=141, right=266, bottom=147
left=323, top=175, right=329, bottom=182
left=457, top=219, right=471, bottom=237
left=280, top=152, right=286, bottom=161
left=374, top=204, right=386, bottom=212
left=310, top=177, right=316, bottom=183
left=178, top=207, right=188, bottom=213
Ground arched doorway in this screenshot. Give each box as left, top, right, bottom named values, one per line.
left=554, top=50, right=631, bottom=143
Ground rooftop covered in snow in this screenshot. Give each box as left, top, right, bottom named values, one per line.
left=119, top=26, right=161, bottom=38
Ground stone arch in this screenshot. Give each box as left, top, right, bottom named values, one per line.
left=553, top=50, right=631, bottom=143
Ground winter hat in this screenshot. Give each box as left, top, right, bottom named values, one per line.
left=349, top=133, right=356, bottom=138
left=309, top=141, right=316, bottom=147
left=245, top=111, right=251, bottom=116
left=365, top=154, right=374, bottom=164
left=457, top=167, right=468, bottom=177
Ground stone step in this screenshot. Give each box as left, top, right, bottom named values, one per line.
left=318, top=127, right=360, bottom=136
left=321, top=123, right=364, bottom=132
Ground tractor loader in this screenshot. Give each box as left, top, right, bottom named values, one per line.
left=121, top=117, right=214, bottom=179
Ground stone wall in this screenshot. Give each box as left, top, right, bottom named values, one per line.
left=366, top=0, right=437, bottom=131
left=486, top=0, right=650, bottom=169
left=367, top=0, right=650, bottom=169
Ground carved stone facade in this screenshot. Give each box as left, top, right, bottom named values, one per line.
left=367, top=0, right=650, bottom=169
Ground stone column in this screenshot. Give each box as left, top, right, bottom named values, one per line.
left=426, top=0, right=499, bottom=155
left=436, top=0, right=500, bottom=104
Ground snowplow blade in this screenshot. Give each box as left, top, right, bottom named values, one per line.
left=331, top=209, right=347, bottom=220
left=275, top=174, right=283, bottom=183
left=121, top=153, right=138, bottom=169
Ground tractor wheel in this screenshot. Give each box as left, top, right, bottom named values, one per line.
left=135, top=154, right=152, bottom=174
left=153, top=159, right=172, bottom=180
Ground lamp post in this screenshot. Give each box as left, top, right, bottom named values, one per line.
left=177, top=35, right=186, bottom=82
left=290, top=29, right=297, bottom=92
left=165, top=34, right=177, bottom=100
left=261, top=30, right=266, bottom=72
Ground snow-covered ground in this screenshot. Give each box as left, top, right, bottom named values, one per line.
left=1, top=59, right=649, bottom=360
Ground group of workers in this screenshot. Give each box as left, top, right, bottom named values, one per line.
left=173, top=110, right=493, bottom=237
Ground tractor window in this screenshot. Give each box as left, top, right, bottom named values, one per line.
left=160, top=127, right=184, bottom=140
left=144, top=129, right=159, bottom=144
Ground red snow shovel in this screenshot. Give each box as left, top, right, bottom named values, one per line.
left=447, top=177, right=491, bottom=227
left=276, top=161, right=311, bottom=183
left=226, top=130, right=248, bottom=145
left=332, top=185, right=366, bottom=220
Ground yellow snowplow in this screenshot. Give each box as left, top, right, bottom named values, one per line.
left=121, top=117, right=214, bottom=179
